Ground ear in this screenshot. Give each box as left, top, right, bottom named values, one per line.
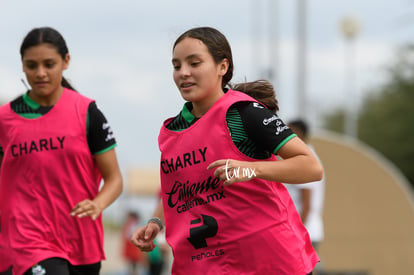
left=219, top=58, right=229, bottom=76
left=63, top=53, right=70, bottom=70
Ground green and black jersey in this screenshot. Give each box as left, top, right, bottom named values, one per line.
left=0, top=93, right=116, bottom=157
left=166, top=101, right=295, bottom=159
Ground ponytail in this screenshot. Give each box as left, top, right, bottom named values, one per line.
left=61, top=77, right=77, bottom=92
left=230, top=79, right=279, bottom=112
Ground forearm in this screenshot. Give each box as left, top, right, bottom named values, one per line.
left=252, top=155, right=323, bottom=184
left=70, top=172, right=122, bottom=220
left=94, top=149, right=123, bottom=210
left=93, top=175, right=123, bottom=211
left=208, top=137, right=323, bottom=185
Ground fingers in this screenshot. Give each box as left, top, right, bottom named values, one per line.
left=144, top=222, right=160, bottom=239
left=208, top=159, right=256, bottom=185
left=214, top=167, right=231, bottom=183
left=208, top=159, right=230, bottom=178
left=206, top=159, right=227, bottom=170
left=131, top=224, right=158, bottom=252
left=208, top=159, right=234, bottom=184
left=207, top=159, right=230, bottom=170
left=70, top=200, right=102, bottom=220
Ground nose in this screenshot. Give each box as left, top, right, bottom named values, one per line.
left=179, top=64, right=191, bottom=78
left=35, top=66, right=47, bottom=78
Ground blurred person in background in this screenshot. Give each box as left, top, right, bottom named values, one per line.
left=0, top=27, right=123, bottom=275
left=121, top=211, right=145, bottom=275
left=131, top=26, right=323, bottom=275
left=284, top=119, right=326, bottom=273
left=146, top=227, right=171, bottom=275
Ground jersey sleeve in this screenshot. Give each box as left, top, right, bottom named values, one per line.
left=87, top=102, right=117, bottom=155
left=237, top=101, right=295, bottom=154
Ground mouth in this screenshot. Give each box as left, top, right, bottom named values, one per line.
left=180, top=82, right=195, bottom=89
left=34, top=82, right=49, bottom=86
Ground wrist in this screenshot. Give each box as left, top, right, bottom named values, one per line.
left=148, top=217, right=164, bottom=231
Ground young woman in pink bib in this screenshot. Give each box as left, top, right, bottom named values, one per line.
left=131, top=26, right=323, bottom=275
left=0, top=27, right=123, bottom=275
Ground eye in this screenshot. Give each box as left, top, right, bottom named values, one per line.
left=45, top=62, right=55, bottom=68
left=25, top=62, right=37, bottom=70
left=172, top=63, right=181, bottom=70
left=191, top=62, right=201, bottom=67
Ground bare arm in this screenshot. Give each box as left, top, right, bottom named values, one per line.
left=208, top=136, right=323, bottom=185
left=71, top=149, right=123, bottom=220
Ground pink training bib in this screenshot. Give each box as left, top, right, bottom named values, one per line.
left=158, top=90, right=319, bottom=275
left=0, top=89, right=105, bottom=275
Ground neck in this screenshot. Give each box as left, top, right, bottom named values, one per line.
left=28, top=86, right=65, bottom=107
left=191, top=89, right=224, bottom=117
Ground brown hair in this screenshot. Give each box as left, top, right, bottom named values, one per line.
left=231, top=80, right=278, bottom=112
left=173, top=27, right=279, bottom=112
left=20, top=27, right=76, bottom=91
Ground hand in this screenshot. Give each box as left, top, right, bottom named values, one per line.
left=131, top=223, right=160, bottom=252
left=70, top=199, right=103, bottom=220
left=207, top=159, right=257, bottom=185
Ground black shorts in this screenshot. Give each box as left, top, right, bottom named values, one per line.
left=0, top=267, right=12, bottom=275
left=23, top=257, right=101, bottom=275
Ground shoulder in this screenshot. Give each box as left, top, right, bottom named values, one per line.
left=226, top=89, right=257, bottom=103
left=0, top=97, right=18, bottom=115
left=4, top=94, right=24, bottom=109
left=0, top=102, right=10, bottom=112
left=235, top=102, right=290, bottom=137
left=64, top=88, right=95, bottom=104
left=230, top=101, right=294, bottom=154
left=87, top=101, right=106, bottom=118
left=231, top=101, right=277, bottom=125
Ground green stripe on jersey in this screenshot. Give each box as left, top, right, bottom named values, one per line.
left=23, top=93, right=40, bottom=109
left=94, top=144, right=117, bottom=155
left=226, top=109, right=267, bottom=158
left=19, top=113, right=42, bottom=119
left=226, top=109, right=246, bottom=143
left=273, top=133, right=296, bottom=154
